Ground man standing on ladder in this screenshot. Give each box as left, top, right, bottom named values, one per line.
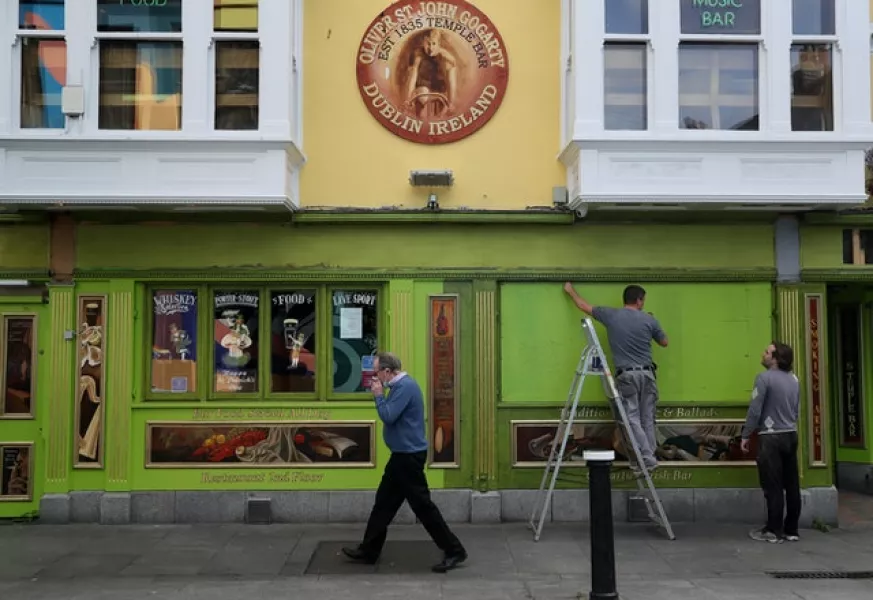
left=563, top=283, right=669, bottom=474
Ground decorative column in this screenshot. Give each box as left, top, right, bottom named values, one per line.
left=474, top=281, right=498, bottom=491
left=106, top=283, right=135, bottom=489
left=776, top=286, right=806, bottom=471
left=45, top=285, right=75, bottom=491
left=389, top=280, right=414, bottom=369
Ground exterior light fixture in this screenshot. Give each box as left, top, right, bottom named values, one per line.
left=0, top=280, right=30, bottom=287
left=409, top=170, right=453, bottom=210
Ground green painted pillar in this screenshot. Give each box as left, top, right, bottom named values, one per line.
left=44, top=284, right=74, bottom=493
left=473, top=280, right=498, bottom=492
left=106, top=281, right=135, bottom=490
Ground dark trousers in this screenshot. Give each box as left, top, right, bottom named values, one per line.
left=360, top=451, right=465, bottom=558
left=756, top=431, right=802, bottom=536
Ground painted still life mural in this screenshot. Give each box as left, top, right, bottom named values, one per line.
left=1, top=444, right=32, bottom=501
left=2, top=316, right=36, bottom=417
left=76, top=297, right=105, bottom=467
left=148, top=422, right=375, bottom=467
left=513, top=421, right=758, bottom=466
left=152, top=290, right=198, bottom=393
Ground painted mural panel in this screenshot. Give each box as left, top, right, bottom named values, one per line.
left=270, top=291, right=317, bottom=393
left=151, top=290, right=198, bottom=394
left=429, top=295, right=459, bottom=465
left=213, top=291, right=260, bottom=393
left=1, top=444, right=33, bottom=501
left=147, top=422, right=375, bottom=468
left=512, top=420, right=758, bottom=467
left=75, top=297, right=105, bottom=468
left=2, top=316, right=36, bottom=417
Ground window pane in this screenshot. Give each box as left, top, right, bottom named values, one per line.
left=214, top=0, right=258, bottom=32
left=213, top=291, right=260, bottom=393
left=215, top=41, right=260, bottom=130
left=151, top=290, right=198, bottom=394
left=332, top=290, right=379, bottom=393
left=679, top=44, right=759, bottom=130
left=792, top=0, right=835, bottom=35
left=270, top=291, right=316, bottom=393
left=98, top=41, right=182, bottom=131
left=19, top=0, right=65, bottom=30
left=604, top=43, right=647, bottom=130
left=3, top=316, right=36, bottom=416
left=680, top=0, right=760, bottom=35
left=605, top=0, right=647, bottom=35
left=97, top=0, right=182, bottom=33
left=20, top=38, right=66, bottom=129
left=790, top=44, right=833, bottom=131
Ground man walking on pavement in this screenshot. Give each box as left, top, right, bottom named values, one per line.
left=741, top=341, right=801, bottom=544
left=342, top=351, right=467, bottom=573
left=563, top=283, right=668, bottom=474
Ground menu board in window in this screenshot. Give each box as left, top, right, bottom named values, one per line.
left=1, top=444, right=32, bottom=501
left=151, top=290, right=198, bottom=394
left=332, top=290, right=378, bottom=393
left=2, top=316, right=36, bottom=417
left=213, top=291, right=259, bottom=393
left=270, top=291, right=317, bottom=393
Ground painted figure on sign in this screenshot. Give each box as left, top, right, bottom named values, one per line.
left=169, top=323, right=192, bottom=360
left=220, top=311, right=252, bottom=366
left=79, top=320, right=103, bottom=368
left=6, top=450, right=29, bottom=496
left=403, top=29, right=458, bottom=118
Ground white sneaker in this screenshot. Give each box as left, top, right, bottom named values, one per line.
left=783, top=534, right=799, bottom=542
left=749, top=528, right=783, bottom=544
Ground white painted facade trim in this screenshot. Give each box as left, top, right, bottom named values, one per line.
left=562, top=0, right=873, bottom=211
left=0, top=0, right=304, bottom=211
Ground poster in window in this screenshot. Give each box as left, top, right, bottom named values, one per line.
left=213, top=291, right=259, bottom=393
left=837, top=306, right=865, bottom=448
left=151, top=290, right=198, bottom=394
left=680, top=0, right=760, bottom=35
left=2, top=316, right=36, bottom=417
left=270, top=291, right=317, bottom=393
left=0, top=445, right=32, bottom=501
left=75, top=297, right=105, bottom=468
left=332, top=290, right=378, bottom=393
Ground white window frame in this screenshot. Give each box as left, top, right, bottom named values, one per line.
left=603, top=0, right=652, bottom=132
left=676, top=0, right=766, bottom=134
left=87, top=0, right=185, bottom=135
left=789, top=0, right=840, bottom=132
left=12, top=0, right=68, bottom=134
left=209, top=2, right=261, bottom=133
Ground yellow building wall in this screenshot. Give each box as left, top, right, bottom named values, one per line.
left=301, top=0, right=564, bottom=210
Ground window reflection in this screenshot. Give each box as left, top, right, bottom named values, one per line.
left=215, top=41, right=260, bottom=130
left=20, top=38, right=66, bottom=129
left=790, top=44, right=833, bottom=131
left=605, top=0, right=647, bottom=35
left=214, top=0, right=258, bottom=32
left=18, top=0, right=65, bottom=30
left=604, top=43, right=647, bottom=130
left=679, top=44, right=759, bottom=130
left=99, top=41, right=183, bottom=130
left=792, top=0, right=835, bottom=36
left=97, top=0, right=182, bottom=33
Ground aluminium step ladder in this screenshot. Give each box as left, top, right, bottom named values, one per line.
left=528, top=318, right=676, bottom=542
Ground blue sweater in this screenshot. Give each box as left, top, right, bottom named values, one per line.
left=375, top=374, right=428, bottom=453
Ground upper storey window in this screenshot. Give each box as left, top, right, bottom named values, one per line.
left=790, top=0, right=836, bottom=131
left=17, top=0, right=67, bottom=130
left=678, top=0, right=761, bottom=130
left=604, top=0, right=649, bottom=131
left=213, top=0, right=260, bottom=131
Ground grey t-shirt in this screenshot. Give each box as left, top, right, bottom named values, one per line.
left=591, top=306, right=667, bottom=370
left=741, top=369, right=800, bottom=439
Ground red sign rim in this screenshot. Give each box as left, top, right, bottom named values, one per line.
left=355, top=0, right=510, bottom=145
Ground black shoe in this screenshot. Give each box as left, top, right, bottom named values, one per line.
left=341, top=546, right=377, bottom=564
left=432, top=550, right=467, bottom=573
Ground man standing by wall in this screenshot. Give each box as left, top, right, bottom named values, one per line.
left=342, top=352, right=467, bottom=572
left=741, top=342, right=802, bottom=544
left=563, top=283, right=668, bottom=474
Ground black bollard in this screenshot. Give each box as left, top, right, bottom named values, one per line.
left=585, top=449, right=618, bottom=600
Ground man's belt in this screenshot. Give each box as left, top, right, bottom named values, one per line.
left=615, top=365, right=654, bottom=377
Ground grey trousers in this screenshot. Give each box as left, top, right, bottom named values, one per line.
left=615, top=370, right=659, bottom=466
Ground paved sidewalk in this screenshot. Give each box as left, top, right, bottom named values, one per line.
left=1, top=516, right=872, bottom=600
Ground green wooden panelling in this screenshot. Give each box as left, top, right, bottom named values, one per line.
left=499, top=282, right=774, bottom=405
left=800, top=226, right=845, bottom=269
left=0, top=224, right=50, bottom=270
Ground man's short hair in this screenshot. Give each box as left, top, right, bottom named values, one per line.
left=623, top=285, right=646, bottom=305
left=771, top=342, right=794, bottom=372
left=376, top=352, right=402, bottom=372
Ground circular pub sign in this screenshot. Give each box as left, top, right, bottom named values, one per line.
left=356, top=0, right=509, bottom=145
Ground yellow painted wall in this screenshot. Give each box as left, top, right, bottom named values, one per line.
left=301, top=0, right=563, bottom=209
